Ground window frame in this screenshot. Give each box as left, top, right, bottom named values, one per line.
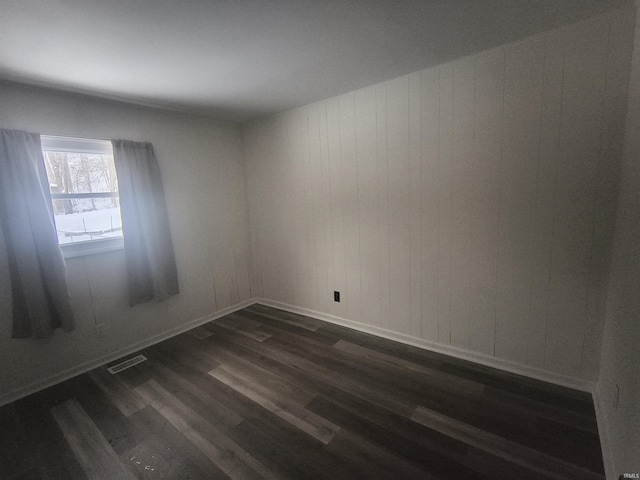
left=40, top=135, right=124, bottom=259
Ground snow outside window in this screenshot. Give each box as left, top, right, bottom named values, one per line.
left=41, top=136, right=124, bottom=258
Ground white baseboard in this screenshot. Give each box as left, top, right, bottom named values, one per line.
left=2, top=295, right=596, bottom=409
left=255, top=298, right=596, bottom=394
left=0, top=298, right=257, bottom=407
left=593, top=386, right=616, bottom=480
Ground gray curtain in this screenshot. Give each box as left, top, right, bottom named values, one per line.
left=112, top=140, right=179, bottom=306
left=0, top=129, right=74, bottom=338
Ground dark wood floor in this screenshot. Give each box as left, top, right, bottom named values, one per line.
left=0, top=304, right=605, bottom=479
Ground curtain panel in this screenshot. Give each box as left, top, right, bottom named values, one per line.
left=112, top=140, right=179, bottom=306
left=0, top=129, right=74, bottom=338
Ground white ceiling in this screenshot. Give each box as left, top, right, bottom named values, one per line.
left=0, top=0, right=632, bottom=123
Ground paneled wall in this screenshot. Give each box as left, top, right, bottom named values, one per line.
left=0, top=83, right=252, bottom=402
left=244, top=8, right=635, bottom=381
left=597, top=1, right=640, bottom=475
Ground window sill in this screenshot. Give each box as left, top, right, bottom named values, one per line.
left=60, top=237, right=124, bottom=259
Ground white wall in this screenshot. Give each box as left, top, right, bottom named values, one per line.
left=597, top=1, right=640, bottom=476
left=243, top=8, right=635, bottom=382
left=0, top=83, right=252, bottom=404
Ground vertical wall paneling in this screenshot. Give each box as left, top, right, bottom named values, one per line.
left=261, top=119, right=280, bottom=302
left=546, top=18, right=610, bottom=375
left=469, top=48, right=504, bottom=356
left=260, top=117, right=281, bottom=303
left=596, top=5, right=640, bottom=475
left=308, top=104, right=329, bottom=313
left=420, top=69, right=441, bottom=343
left=326, top=99, right=347, bottom=318
left=244, top=124, right=262, bottom=299
left=527, top=31, right=565, bottom=370
left=495, top=37, right=545, bottom=365
left=376, top=84, right=391, bottom=330
left=339, top=96, right=362, bottom=322
left=273, top=114, right=294, bottom=305
left=437, top=64, right=454, bottom=345
left=409, top=73, right=423, bottom=338
left=386, top=76, right=412, bottom=334
left=243, top=10, right=635, bottom=381
left=318, top=102, right=337, bottom=316
left=289, top=110, right=307, bottom=307
left=450, top=58, right=476, bottom=350
left=355, top=87, right=381, bottom=327
left=295, top=108, right=317, bottom=310
left=582, top=10, right=635, bottom=379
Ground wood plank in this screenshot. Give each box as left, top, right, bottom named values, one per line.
left=463, top=447, right=552, bottom=480
left=51, top=399, right=137, bottom=480
left=2, top=304, right=605, bottom=479
left=186, top=326, right=214, bottom=340
left=71, top=376, right=144, bottom=456
left=306, top=395, right=487, bottom=479
left=207, top=322, right=416, bottom=418
left=333, top=339, right=485, bottom=395
left=324, top=429, right=437, bottom=480
left=227, top=420, right=327, bottom=480
left=482, top=385, right=598, bottom=434
left=214, top=316, right=271, bottom=342
left=258, top=328, right=428, bottom=412
left=0, top=404, right=34, bottom=480
left=128, top=406, right=224, bottom=480
left=411, top=405, right=603, bottom=480
left=245, top=304, right=322, bottom=331
left=201, top=341, right=317, bottom=406
left=142, top=351, right=244, bottom=431
left=120, top=441, right=176, bottom=480
left=88, top=370, right=146, bottom=417
left=212, top=328, right=433, bottom=418
left=14, top=389, right=87, bottom=480
left=141, top=342, right=330, bottom=457
left=243, top=312, right=340, bottom=346
left=439, top=360, right=594, bottom=414
left=134, top=380, right=277, bottom=480
left=209, top=364, right=339, bottom=444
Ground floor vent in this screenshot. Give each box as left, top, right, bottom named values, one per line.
left=107, top=355, right=147, bottom=374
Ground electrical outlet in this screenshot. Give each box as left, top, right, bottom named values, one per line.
left=96, top=324, right=106, bottom=338
left=334, top=291, right=340, bottom=302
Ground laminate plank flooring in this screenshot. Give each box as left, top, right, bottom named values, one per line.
left=0, top=305, right=605, bottom=479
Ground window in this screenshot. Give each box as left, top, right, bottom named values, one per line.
left=41, top=135, right=124, bottom=257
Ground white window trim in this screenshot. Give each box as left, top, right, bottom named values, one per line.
left=41, top=135, right=113, bottom=155
left=41, top=135, right=124, bottom=259
left=61, top=236, right=124, bottom=259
